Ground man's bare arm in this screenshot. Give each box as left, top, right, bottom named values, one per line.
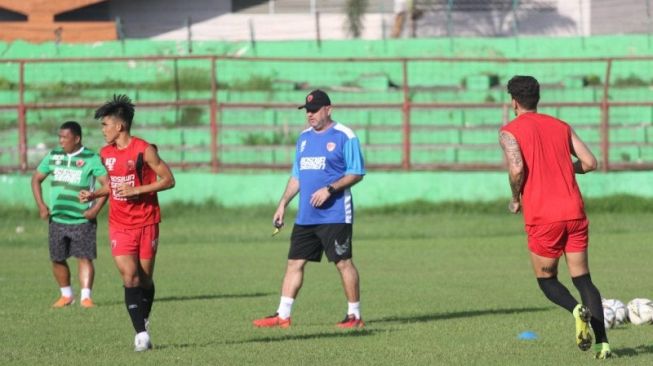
left=570, top=128, right=597, bottom=174
left=272, top=176, right=300, bottom=228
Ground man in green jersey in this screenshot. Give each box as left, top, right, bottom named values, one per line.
left=31, top=121, right=109, bottom=308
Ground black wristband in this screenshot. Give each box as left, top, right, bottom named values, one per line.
left=327, top=185, right=336, bottom=194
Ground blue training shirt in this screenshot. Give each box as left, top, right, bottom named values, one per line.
left=291, top=122, right=366, bottom=225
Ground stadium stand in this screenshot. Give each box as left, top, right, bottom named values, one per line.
left=2, top=34, right=653, bottom=171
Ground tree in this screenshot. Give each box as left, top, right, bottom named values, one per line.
left=345, top=0, right=369, bottom=38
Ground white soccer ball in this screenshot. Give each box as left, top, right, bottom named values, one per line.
left=602, top=298, right=628, bottom=326
left=627, top=298, right=653, bottom=325
left=602, top=305, right=616, bottom=329
left=613, top=300, right=628, bottom=325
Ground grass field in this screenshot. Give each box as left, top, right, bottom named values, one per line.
left=2, top=199, right=653, bottom=365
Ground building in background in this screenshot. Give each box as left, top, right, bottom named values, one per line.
left=0, top=0, right=651, bottom=43
left=0, top=0, right=116, bottom=42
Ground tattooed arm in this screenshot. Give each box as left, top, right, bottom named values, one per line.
left=499, top=130, right=524, bottom=213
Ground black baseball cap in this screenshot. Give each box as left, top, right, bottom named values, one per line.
left=298, top=89, right=331, bottom=112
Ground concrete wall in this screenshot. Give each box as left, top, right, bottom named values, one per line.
left=410, top=0, right=587, bottom=37
left=4, top=171, right=653, bottom=208
left=105, top=0, right=590, bottom=40
left=5, top=0, right=652, bottom=41
left=144, top=5, right=587, bottom=41
left=149, top=13, right=392, bottom=41
left=590, top=0, right=653, bottom=35
left=108, top=0, right=231, bottom=39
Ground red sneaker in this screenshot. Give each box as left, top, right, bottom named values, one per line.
left=337, top=314, right=365, bottom=329
left=253, top=313, right=291, bottom=328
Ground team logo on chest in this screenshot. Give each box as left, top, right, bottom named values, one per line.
left=326, top=142, right=336, bottom=152
left=53, top=154, right=64, bottom=166
left=76, top=159, right=85, bottom=168
left=127, top=160, right=135, bottom=171
left=104, top=157, right=116, bottom=171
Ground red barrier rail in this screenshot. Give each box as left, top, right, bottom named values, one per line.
left=2, top=55, right=653, bottom=173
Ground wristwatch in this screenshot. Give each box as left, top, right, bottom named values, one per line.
left=327, top=185, right=336, bottom=194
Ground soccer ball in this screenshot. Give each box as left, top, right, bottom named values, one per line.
left=627, top=298, right=653, bottom=325
left=602, top=305, right=616, bottom=329
left=612, top=300, right=628, bottom=325
left=602, top=298, right=628, bottom=326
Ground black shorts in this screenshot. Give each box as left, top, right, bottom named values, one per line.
left=289, top=224, right=353, bottom=263
left=48, top=220, right=97, bottom=261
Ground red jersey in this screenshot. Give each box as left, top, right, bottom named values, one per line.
left=500, top=112, right=585, bottom=225
left=101, top=137, right=161, bottom=229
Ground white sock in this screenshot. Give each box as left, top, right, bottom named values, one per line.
left=81, top=288, right=92, bottom=300
left=60, top=286, right=73, bottom=298
left=276, top=296, right=294, bottom=319
left=348, top=302, right=361, bottom=319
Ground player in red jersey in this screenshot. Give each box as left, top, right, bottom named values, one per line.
left=499, top=76, right=610, bottom=359
left=79, top=95, right=175, bottom=352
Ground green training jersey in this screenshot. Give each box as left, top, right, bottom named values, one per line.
left=37, top=146, right=107, bottom=224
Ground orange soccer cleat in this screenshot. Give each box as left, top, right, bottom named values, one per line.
left=252, top=313, right=291, bottom=328
left=52, top=296, right=75, bottom=308
left=80, top=298, right=96, bottom=308
left=336, top=314, right=365, bottom=329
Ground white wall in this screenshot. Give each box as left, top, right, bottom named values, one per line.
left=105, top=0, right=653, bottom=40
left=147, top=1, right=588, bottom=41
left=151, top=13, right=393, bottom=41
left=590, top=0, right=652, bottom=35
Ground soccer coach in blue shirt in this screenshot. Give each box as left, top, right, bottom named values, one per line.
left=253, top=89, right=366, bottom=329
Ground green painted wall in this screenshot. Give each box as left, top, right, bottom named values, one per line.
left=3, top=171, right=652, bottom=209
left=2, top=35, right=653, bottom=60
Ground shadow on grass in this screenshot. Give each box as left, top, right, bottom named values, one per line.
left=156, top=292, right=273, bottom=303
left=370, top=306, right=551, bottom=324
left=102, top=292, right=273, bottom=306
left=613, top=344, right=653, bottom=358
left=155, top=329, right=380, bottom=349
left=226, top=329, right=379, bottom=345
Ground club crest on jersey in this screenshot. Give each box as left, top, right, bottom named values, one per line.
left=300, top=140, right=307, bottom=152
left=127, top=160, right=135, bottom=171
left=104, top=157, right=116, bottom=171
left=76, top=159, right=85, bottom=168
left=53, top=154, right=64, bottom=165
left=326, top=142, right=336, bottom=152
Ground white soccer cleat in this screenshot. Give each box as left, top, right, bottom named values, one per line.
left=134, top=331, right=152, bottom=352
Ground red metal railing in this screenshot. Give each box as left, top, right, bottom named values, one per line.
left=2, top=55, right=653, bottom=173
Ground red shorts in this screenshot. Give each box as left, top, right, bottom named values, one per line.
left=109, top=224, right=159, bottom=259
left=525, top=218, right=588, bottom=258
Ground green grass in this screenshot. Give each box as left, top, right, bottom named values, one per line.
left=1, top=201, right=653, bottom=365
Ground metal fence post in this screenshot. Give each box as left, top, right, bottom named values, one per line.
left=18, top=61, right=27, bottom=172
left=600, top=59, right=613, bottom=172
left=211, top=57, right=219, bottom=173
left=315, top=11, right=321, bottom=48
left=401, top=59, right=411, bottom=170
left=186, top=16, right=193, bottom=54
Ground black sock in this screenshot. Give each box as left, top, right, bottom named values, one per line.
left=124, top=286, right=146, bottom=333
left=141, top=283, right=155, bottom=320
left=572, top=273, right=608, bottom=344
left=537, top=276, right=578, bottom=313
